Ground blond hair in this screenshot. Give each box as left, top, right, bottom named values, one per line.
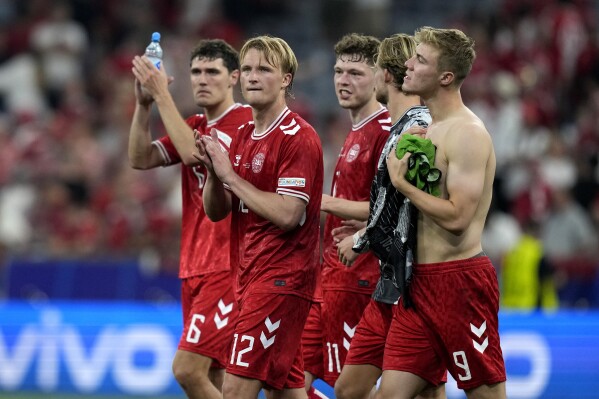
left=240, top=35, right=298, bottom=97
left=414, top=26, right=476, bottom=86
left=376, top=34, right=417, bottom=90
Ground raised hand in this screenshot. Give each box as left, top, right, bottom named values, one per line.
left=202, top=128, right=234, bottom=184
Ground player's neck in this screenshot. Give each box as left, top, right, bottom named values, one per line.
left=204, top=97, right=236, bottom=122
left=388, top=90, right=422, bottom=124
left=424, top=90, right=464, bottom=122
left=252, top=97, right=288, bottom=134
left=348, top=97, right=382, bottom=126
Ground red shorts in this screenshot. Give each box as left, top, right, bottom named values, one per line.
left=320, top=290, right=371, bottom=386
left=302, top=302, right=324, bottom=379
left=227, top=293, right=311, bottom=390
left=384, top=256, right=506, bottom=390
left=344, top=298, right=393, bottom=369
left=178, top=272, right=239, bottom=368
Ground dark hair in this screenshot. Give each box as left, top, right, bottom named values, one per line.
left=189, top=39, right=240, bottom=72
left=334, top=33, right=380, bottom=66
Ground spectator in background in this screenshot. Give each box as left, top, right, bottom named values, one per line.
left=129, top=39, right=252, bottom=398
left=541, top=187, right=598, bottom=308
left=30, top=0, right=87, bottom=109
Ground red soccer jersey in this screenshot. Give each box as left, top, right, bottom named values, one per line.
left=227, top=107, right=324, bottom=301
left=153, top=103, right=252, bottom=278
left=321, top=107, right=391, bottom=293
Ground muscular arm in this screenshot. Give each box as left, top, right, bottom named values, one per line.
left=132, top=55, right=199, bottom=166
left=321, top=195, right=369, bottom=221
left=388, top=123, right=490, bottom=235
left=128, top=93, right=165, bottom=169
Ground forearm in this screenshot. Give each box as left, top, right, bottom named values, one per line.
left=153, top=91, right=199, bottom=166
left=398, top=181, right=461, bottom=233
left=129, top=104, right=158, bottom=169
left=226, top=174, right=305, bottom=231
left=203, top=174, right=232, bottom=221
left=322, top=197, right=369, bottom=221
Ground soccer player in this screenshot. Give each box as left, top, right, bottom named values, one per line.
left=334, top=33, right=445, bottom=399
left=382, top=27, right=506, bottom=398
left=128, top=39, right=252, bottom=399
left=196, top=35, right=324, bottom=399
left=303, top=33, right=391, bottom=396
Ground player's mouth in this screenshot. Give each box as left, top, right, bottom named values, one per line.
left=338, top=89, right=352, bottom=99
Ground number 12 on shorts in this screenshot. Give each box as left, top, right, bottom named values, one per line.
left=231, top=333, right=254, bottom=368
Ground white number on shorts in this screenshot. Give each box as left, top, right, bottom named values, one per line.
left=327, top=342, right=341, bottom=373
left=186, top=314, right=205, bottom=344
left=230, top=333, right=254, bottom=368
left=238, top=200, right=249, bottom=214
left=453, top=350, right=472, bottom=381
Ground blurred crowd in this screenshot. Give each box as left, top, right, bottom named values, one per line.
left=0, top=0, right=598, bottom=308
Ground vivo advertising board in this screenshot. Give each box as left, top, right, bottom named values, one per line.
left=1, top=302, right=598, bottom=398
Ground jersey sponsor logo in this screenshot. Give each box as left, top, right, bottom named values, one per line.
left=252, top=153, right=265, bottom=173
left=346, top=144, right=360, bottom=162
left=278, top=178, right=306, bottom=188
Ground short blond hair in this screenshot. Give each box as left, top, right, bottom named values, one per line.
left=240, top=35, right=298, bottom=97
left=376, top=34, right=417, bottom=90
left=415, top=26, right=476, bottom=86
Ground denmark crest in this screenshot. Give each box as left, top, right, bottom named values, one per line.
left=252, top=153, right=265, bottom=173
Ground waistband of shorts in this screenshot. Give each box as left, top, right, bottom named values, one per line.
left=414, top=255, right=492, bottom=275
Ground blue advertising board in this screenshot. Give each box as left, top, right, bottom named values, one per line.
left=1, top=301, right=598, bottom=398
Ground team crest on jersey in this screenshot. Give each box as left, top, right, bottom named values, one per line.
left=279, top=177, right=306, bottom=187
left=234, top=154, right=241, bottom=166
left=346, top=143, right=360, bottom=162
left=252, top=153, right=265, bottom=173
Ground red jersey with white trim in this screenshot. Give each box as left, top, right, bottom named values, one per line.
left=227, top=107, right=323, bottom=301
left=321, top=107, right=391, bottom=293
left=153, top=103, right=252, bottom=278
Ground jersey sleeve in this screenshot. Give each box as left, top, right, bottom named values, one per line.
left=153, top=136, right=180, bottom=166
left=152, top=114, right=206, bottom=166
left=276, top=127, right=322, bottom=204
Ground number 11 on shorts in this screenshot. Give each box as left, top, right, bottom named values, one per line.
left=327, top=342, right=341, bottom=373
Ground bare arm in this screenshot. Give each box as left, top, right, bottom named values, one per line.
left=131, top=55, right=200, bottom=166
left=321, top=195, right=369, bottom=221
left=202, top=132, right=306, bottom=231
left=128, top=79, right=165, bottom=169
left=387, top=124, right=490, bottom=235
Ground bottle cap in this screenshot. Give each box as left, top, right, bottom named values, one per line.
left=151, top=32, right=161, bottom=42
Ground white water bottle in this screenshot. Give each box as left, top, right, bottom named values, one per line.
left=145, top=32, right=163, bottom=69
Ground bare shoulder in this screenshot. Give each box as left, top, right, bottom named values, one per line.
left=450, top=110, right=491, bottom=144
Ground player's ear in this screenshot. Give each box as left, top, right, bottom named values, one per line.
left=439, top=71, right=455, bottom=87
left=230, top=69, right=240, bottom=86
left=281, top=72, right=292, bottom=90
